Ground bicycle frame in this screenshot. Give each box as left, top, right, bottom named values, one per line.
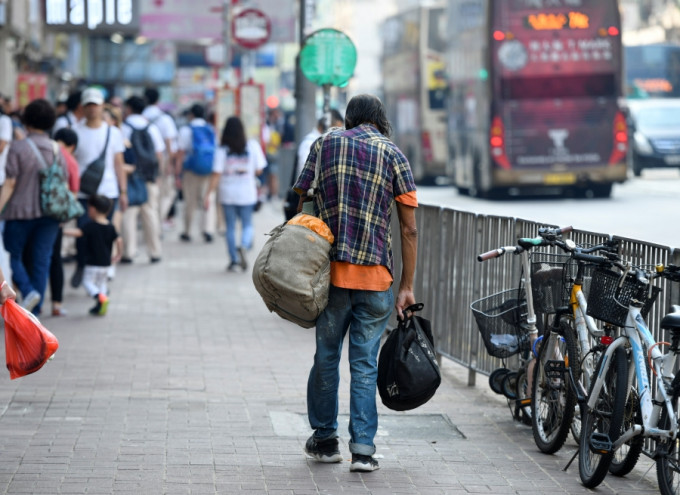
left=587, top=305, right=680, bottom=447
left=569, top=265, right=604, bottom=399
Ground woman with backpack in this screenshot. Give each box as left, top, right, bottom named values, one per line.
left=0, top=99, right=69, bottom=315
left=204, top=116, right=266, bottom=272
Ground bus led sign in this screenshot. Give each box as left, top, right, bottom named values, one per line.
left=525, top=11, right=590, bottom=31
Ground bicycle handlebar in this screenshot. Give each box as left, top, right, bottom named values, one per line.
left=571, top=251, right=610, bottom=264
left=477, top=246, right=520, bottom=262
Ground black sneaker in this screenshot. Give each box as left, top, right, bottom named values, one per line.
left=203, top=232, right=213, bottom=243
left=180, top=233, right=191, bottom=242
left=350, top=454, right=379, bottom=472
left=89, top=295, right=101, bottom=315
left=70, top=266, right=84, bottom=288
left=304, top=436, right=343, bottom=463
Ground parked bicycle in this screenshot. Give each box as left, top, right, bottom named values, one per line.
left=473, top=226, right=579, bottom=440
left=577, top=260, right=680, bottom=493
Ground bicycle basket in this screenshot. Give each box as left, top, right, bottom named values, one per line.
left=586, top=267, right=661, bottom=327
left=530, top=253, right=575, bottom=314
left=470, top=288, right=530, bottom=359
left=530, top=252, right=594, bottom=314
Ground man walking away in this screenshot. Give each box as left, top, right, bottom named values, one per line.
left=121, top=96, right=165, bottom=263
left=176, top=103, right=216, bottom=243
left=294, top=94, right=418, bottom=473
left=142, top=88, right=178, bottom=227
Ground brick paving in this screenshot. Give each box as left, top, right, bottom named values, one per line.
left=0, top=199, right=662, bottom=494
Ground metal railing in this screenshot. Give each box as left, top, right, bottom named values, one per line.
left=392, top=204, right=680, bottom=385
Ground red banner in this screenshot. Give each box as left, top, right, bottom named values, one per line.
left=16, top=73, right=48, bottom=109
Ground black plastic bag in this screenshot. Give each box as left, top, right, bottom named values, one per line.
left=378, top=303, right=441, bottom=411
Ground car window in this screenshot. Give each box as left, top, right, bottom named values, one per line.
left=635, top=106, right=680, bottom=130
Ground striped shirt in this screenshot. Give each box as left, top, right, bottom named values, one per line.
left=294, top=124, right=416, bottom=274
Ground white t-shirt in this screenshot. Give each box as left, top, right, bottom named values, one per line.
left=212, top=139, right=267, bottom=206
left=73, top=122, right=126, bottom=198
left=121, top=114, right=166, bottom=153
left=297, top=128, right=321, bottom=176
left=0, top=114, right=13, bottom=184
left=142, top=105, right=178, bottom=153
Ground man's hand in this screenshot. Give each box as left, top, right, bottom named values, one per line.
left=395, top=288, right=416, bottom=320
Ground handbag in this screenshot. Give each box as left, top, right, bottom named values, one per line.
left=127, top=171, right=148, bottom=206
left=377, top=303, right=441, bottom=411
left=26, top=138, right=84, bottom=222
left=252, top=136, right=333, bottom=328
left=79, top=125, right=110, bottom=196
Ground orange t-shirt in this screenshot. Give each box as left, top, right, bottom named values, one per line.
left=330, top=191, right=417, bottom=291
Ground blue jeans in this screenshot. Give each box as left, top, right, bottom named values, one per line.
left=3, top=217, right=60, bottom=314
left=222, top=204, right=255, bottom=264
left=307, top=285, right=394, bottom=455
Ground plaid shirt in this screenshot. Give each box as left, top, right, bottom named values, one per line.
left=294, top=124, right=416, bottom=273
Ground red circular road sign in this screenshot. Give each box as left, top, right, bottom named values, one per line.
left=232, top=8, right=271, bottom=50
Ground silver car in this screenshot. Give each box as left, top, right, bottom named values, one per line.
left=627, top=98, right=680, bottom=176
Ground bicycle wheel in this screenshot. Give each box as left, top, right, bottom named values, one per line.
left=516, top=367, right=532, bottom=425
left=656, top=389, right=680, bottom=494
left=502, top=371, right=518, bottom=400
left=531, top=319, right=579, bottom=454
left=571, top=345, right=599, bottom=442
left=489, top=368, right=510, bottom=395
left=578, top=346, right=627, bottom=488
left=610, top=388, right=643, bottom=477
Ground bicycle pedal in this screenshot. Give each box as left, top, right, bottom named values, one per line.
left=544, top=360, right=567, bottom=379
left=589, top=432, right=612, bottom=455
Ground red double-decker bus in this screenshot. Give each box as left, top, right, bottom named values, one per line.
left=447, top=0, right=628, bottom=197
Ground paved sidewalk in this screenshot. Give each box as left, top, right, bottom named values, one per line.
left=0, top=200, right=662, bottom=494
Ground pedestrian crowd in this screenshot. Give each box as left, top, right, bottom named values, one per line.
left=0, top=87, right=280, bottom=318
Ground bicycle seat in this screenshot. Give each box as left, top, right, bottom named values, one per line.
left=661, top=305, right=680, bottom=332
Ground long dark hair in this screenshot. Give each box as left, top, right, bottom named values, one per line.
left=220, top=116, right=246, bottom=154
left=344, top=94, right=392, bottom=137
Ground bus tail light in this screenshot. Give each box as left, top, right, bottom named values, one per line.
left=422, top=131, right=434, bottom=163
left=490, top=116, right=511, bottom=169
left=608, top=111, right=628, bottom=165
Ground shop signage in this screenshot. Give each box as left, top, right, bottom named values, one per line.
left=45, top=0, right=140, bottom=34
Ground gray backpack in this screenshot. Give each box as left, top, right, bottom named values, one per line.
left=252, top=136, right=331, bottom=328
left=251, top=219, right=331, bottom=328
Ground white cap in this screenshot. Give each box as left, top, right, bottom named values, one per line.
left=81, top=87, right=104, bottom=106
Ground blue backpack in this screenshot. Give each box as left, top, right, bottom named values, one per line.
left=184, top=125, right=215, bottom=175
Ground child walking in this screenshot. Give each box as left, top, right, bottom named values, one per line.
left=64, top=195, right=122, bottom=315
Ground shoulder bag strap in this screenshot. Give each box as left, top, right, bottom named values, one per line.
left=307, top=135, right=325, bottom=198
left=98, top=125, right=111, bottom=161
left=26, top=138, right=50, bottom=169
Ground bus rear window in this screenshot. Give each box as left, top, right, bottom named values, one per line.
left=501, top=74, right=616, bottom=100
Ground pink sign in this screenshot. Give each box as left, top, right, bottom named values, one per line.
left=140, top=0, right=294, bottom=42
left=141, top=13, right=222, bottom=41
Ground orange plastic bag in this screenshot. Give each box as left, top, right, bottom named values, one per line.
left=2, top=299, right=59, bottom=379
